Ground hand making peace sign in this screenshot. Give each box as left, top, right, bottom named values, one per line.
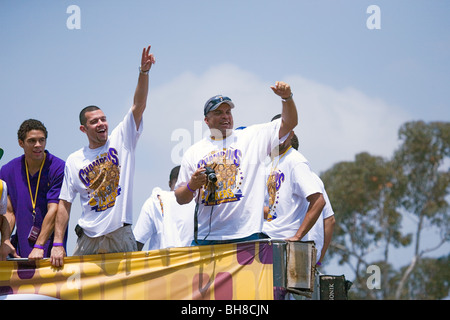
left=141, top=45, right=156, bottom=73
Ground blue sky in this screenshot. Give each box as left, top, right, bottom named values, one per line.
left=1, top=1, right=449, bottom=275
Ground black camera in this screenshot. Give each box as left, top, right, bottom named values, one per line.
left=205, top=167, right=217, bottom=183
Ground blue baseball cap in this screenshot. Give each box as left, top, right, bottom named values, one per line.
left=204, top=95, right=235, bottom=116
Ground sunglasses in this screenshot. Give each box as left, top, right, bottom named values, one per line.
left=204, top=96, right=232, bottom=115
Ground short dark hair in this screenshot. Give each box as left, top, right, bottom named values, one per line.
left=291, top=133, right=299, bottom=150
left=17, top=119, right=48, bottom=142
left=271, top=114, right=299, bottom=150
left=271, top=114, right=281, bottom=122
left=79, top=105, right=101, bottom=125
left=170, top=165, right=181, bottom=182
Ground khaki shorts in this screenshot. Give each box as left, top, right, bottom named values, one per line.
left=73, top=224, right=137, bottom=256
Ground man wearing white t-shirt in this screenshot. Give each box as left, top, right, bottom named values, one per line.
left=263, top=124, right=330, bottom=264
left=289, top=132, right=335, bottom=264
left=134, top=166, right=195, bottom=250
left=50, top=46, right=156, bottom=267
left=0, top=149, right=8, bottom=233
left=0, top=180, right=6, bottom=216
left=307, top=172, right=335, bottom=264
left=175, top=82, right=298, bottom=245
left=0, top=178, right=9, bottom=258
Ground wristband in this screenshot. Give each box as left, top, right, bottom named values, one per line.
left=33, top=244, right=44, bottom=250
left=281, top=93, right=293, bottom=102
left=53, top=243, right=64, bottom=247
left=186, top=183, right=195, bottom=193
left=316, top=261, right=322, bottom=266
left=139, top=66, right=149, bottom=75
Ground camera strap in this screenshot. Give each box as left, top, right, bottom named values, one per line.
left=194, top=201, right=199, bottom=245
left=193, top=188, right=215, bottom=245
left=193, top=166, right=218, bottom=245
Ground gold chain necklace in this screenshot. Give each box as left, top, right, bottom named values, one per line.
left=270, top=146, right=292, bottom=175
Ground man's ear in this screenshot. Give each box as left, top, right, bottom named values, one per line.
left=80, top=125, right=87, bottom=133
left=18, top=139, right=24, bottom=148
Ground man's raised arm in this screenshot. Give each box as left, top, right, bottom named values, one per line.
left=132, top=45, right=156, bottom=130
left=270, top=81, right=298, bottom=138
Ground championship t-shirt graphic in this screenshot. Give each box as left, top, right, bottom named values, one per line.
left=198, top=148, right=244, bottom=206
left=79, top=148, right=121, bottom=212
left=266, top=169, right=285, bottom=222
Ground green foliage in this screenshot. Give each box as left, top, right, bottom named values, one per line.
left=393, top=255, right=450, bottom=300
left=321, top=121, right=450, bottom=299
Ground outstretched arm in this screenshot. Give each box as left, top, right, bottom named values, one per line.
left=132, top=45, right=156, bottom=130
left=270, top=81, right=298, bottom=138
left=28, top=202, right=58, bottom=260
left=50, top=200, right=71, bottom=268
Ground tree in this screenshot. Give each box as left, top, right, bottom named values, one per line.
left=321, top=121, right=450, bottom=299
left=392, top=121, right=450, bottom=299
left=394, top=254, right=450, bottom=300
left=321, top=152, right=410, bottom=299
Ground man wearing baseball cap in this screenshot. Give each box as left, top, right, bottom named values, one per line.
left=175, top=82, right=299, bottom=245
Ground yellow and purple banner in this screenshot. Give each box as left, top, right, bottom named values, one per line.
left=0, top=241, right=274, bottom=300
